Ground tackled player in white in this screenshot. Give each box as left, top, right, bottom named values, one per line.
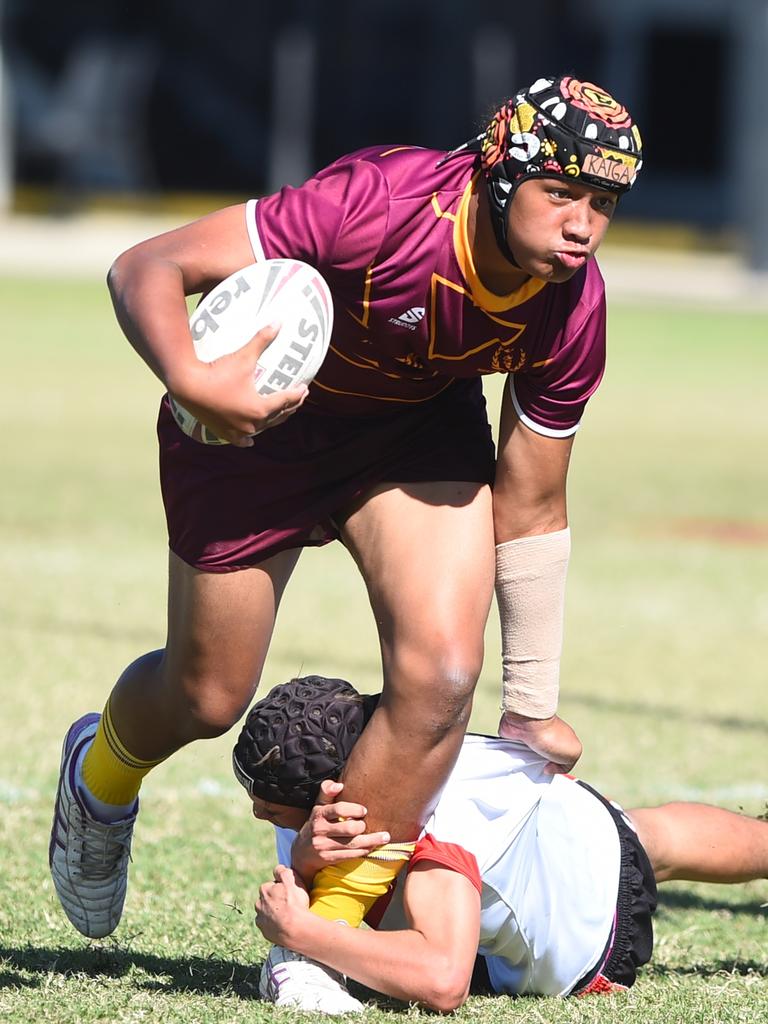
left=233, top=677, right=768, bottom=1014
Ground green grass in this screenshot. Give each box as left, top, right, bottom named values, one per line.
left=1, top=278, right=766, bottom=1023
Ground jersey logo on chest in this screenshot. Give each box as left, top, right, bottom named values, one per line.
left=428, top=274, right=528, bottom=373
left=388, top=307, right=426, bottom=331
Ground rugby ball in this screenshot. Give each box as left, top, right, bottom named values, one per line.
left=170, top=259, right=333, bottom=444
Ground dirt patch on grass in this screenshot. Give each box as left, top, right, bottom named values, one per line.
left=665, top=519, right=768, bottom=546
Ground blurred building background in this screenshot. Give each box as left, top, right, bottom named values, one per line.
left=1, top=0, right=767, bottom=268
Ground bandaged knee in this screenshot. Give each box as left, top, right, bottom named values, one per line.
left=309, top=842, right=415, bottom=927
left=495, top=527, right=570, bottom=719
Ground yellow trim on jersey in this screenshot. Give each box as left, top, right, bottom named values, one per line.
left=431, top=192, right=457, bottom=222
left=379, top=146, right=417, bottom=158
left=427, top=273, right=526, bottom=362
left=532, top=357, right=554, bottom=368
left=328, top=343, right=404, bottom=380
left=346, top=264, right=375, bottom=328
left=453, top=175, right=547, bottom=311
left=361, top=263, right=374, bottom=327
left=311, top=378, right=454, bottom=403
left=345, top=309, right=367, bottom=328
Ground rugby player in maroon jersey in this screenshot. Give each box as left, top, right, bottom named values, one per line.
left=50, top=76, right=643, bottom=946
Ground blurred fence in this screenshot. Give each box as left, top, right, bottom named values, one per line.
left=1, top=0, right=767, bottom=267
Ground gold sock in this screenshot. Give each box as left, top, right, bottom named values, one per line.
left=81, top=697, right=166, bottom=806
left=309, top=842, right=415, bottom=926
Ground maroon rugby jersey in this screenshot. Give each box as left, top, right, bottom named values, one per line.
left=247, top=145, right=606, bottom=436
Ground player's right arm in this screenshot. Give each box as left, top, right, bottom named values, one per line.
left=107, top=205, right=307, bottom=446
left=256, top=860, right=481, bottom=1011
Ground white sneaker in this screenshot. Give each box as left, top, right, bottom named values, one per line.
left=259, top=945, right=364, bottom=1014
left=49, top=713, right=137, bottom=938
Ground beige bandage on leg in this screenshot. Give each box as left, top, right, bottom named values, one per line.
left=495, top=527, right=570, bottom=719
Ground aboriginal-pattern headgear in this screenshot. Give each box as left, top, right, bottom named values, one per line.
left=440, top=74, right=643, bottom=264
left=233, top=675, right=378, bottom=809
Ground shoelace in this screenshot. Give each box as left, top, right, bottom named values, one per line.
left=71, top=808, right=133, bottom=881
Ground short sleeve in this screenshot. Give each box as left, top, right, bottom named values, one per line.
left=365, top=832, right=482, bottom=931
left=248, top=159, right=390, bottom=277
left=510, top=293, right=606, bottom=438
left=409, top=833, right=482, bottom=895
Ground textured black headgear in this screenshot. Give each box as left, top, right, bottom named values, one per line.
left=439, top=74, right=643, bottom=265
left=233, top=675, right=379, bottom=809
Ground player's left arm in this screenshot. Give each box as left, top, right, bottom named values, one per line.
left=495, top=382, right=573, bottom=537
left=493, top=384, right=582, bottom=772
left=256, top=861, right=480, bottom=1011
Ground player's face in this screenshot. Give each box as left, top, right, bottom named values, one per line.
left=252, top=796, right=310, bottom=830
left=506, top=178, right=618, bottom=283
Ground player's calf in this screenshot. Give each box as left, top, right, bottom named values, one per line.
left=629, top=802, right=768, bottom=884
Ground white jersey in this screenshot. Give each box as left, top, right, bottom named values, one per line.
left=275, top=733, right=621, bottom=997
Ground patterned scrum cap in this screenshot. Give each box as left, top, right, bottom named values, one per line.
left=441, top=74, right=643, bottom=263
left=232, top=675, right=378, bottom=809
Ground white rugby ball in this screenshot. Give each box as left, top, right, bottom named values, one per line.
left=170, top=258, right=333, bottom=444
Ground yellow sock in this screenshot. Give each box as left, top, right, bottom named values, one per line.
left=81, top=697, right=166, bottom=805
left=309, top=842, right=415, bottom=926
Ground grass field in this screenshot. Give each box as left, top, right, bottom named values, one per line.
left=0, top=276, right=766, bottom=1023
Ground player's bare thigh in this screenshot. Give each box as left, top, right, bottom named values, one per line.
left=334, top=481, right=494, bottom=832
left=111, top=547, right=301, bottom=756
left=338, top=480, right=495, bottom=691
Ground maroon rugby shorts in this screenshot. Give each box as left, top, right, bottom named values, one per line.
left=158, top=378, right=496, bottom=571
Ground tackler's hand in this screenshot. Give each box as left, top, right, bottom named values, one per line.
left=498, top=711, right=582, bottom=774
left=291, top=780, right=391, bottom=887
left=255, top=864, right=310, bottom=946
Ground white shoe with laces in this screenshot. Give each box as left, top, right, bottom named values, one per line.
left=49, top=713, right=137, bottom=938
left=259, top=945, right=365, bottom=1014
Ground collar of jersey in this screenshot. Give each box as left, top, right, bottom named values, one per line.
left=453, top=174, right=547, bottom=311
